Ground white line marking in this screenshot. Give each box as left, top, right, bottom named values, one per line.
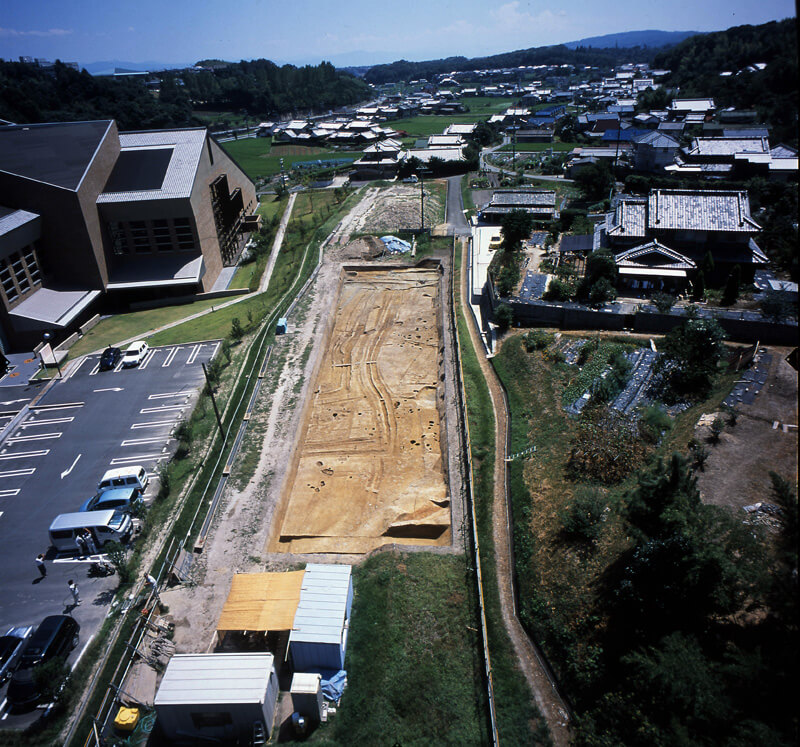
left=162, top=347, right=181, bottom=367
left=61, top=453, right=82, bottom=479
left=186, top=344, right=200, bottom=365
left=114, top=360, right=125, bottom=373
left=110, top=454, right=169, bottom=465
left=89, top=362, right=101, bottom=375
left=121, top=437, right=168, bottom=446
left=0, top=449, right=49, bottom=460
left=209, top=341, right=221, bottom=359
left=0, top=467, right=35, bottom=478
left=0, top=398, right=28, bottom=406
left=31, top=402, right=84, bottom=411
left=7, top=432, right=62, bottom=443
left=0, top=489, right=20, bottom=498
left=138, top=349, right=157, bottom=370
left=140, top=404, right=184, bottom=414
left=148, top=391, right=191, bottom=400
left=72, top=634, right=95, bottom=671
left=93, top=387, right=124, bottom=393
left=131, top=420, right=178, bottom=430
left=20, top=416, right=74, bottom=427
left=65, top=357, right=87, bottom=380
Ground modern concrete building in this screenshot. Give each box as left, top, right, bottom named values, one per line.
left=0, top=120, right=258, bottom=350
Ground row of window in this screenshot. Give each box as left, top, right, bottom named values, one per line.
left=108, top=218, right=196, bottom=256
left=0, top=245, right=41, bottom=307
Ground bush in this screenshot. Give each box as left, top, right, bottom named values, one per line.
left=589, top=277, right=617, bottom=304
left=104, top=541, right=134, bottom=585
left=560, top=486, right=607, bottom=543
left=230, top=317, right=245, bottom=340
left=639, top=405, right=672, bottom=444
left=652, top=292, right=677, bottom=313
left=708, top=416, right=725, bottom=443
left=688, top=438, right=710, bottom=471
left=543, top=277, right=573, bottom=301
left=721, top=264, right=742, bottom=306
left=495, top=303, right=514, bottom=331
left=174, top=421, right=192, bottom=460
left=524, top=329, right=553, bottom=352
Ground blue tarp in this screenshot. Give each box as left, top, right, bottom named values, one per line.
left=321, top=670, right=347, bottom=702
left=380, top=235, right=412, bottom=254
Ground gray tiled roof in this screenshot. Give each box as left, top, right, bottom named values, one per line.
left=606, top=197, right=647, bottom=237
left=615, top=240, right=696, bottom=270
left=489, top=190, right=556, bottom=207
left=649, top=189, right=760, bottom=232
left=634, top=131, right=679, bottom=148
left=97, top=128, right=207, bottom=203
left=688, top=137, right=769, bottom=157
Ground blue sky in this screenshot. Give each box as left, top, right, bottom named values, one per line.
left=0, top=0, right=795, bottom=68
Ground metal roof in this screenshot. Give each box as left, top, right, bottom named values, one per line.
left=97, top=129, right=207, bottom=203
left=155, top=653, right=274, bottom=706
left=0, top=208, right=40, bottom=236
left=289, top=564, right=351, bottom=646
left=688, top=137, right=769, bottom=157
left=0, top=120, right=114, bottom=191
left=10, top=287, right=101, bottom=326
left=488, top=190, right=556, bottom=207
left=649, top=189, right=760, bottom=232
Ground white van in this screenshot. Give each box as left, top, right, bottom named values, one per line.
left=97, top=466, right=149, bottom=494
left=48, top=510, right=132, bottom=553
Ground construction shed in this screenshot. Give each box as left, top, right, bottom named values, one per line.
left=289, top=564, right=353, bottom=671
left=153, top=653, right=278, bottom=744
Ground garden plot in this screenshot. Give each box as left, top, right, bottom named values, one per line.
left=352, top=184, right=444, bottom=234
left=270, top=265, right=451, bottom=554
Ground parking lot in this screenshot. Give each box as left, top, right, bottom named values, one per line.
left=0, top=341, right=219, bottom=723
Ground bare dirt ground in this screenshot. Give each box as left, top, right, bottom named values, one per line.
left=352, top=183, right=444, bottom=234
left=158, top=188, right=466, bottom=657
left=697, top=348, right=798, bottom=511
left=271, top=266, right=451, bottom=554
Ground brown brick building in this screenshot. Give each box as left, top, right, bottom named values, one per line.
left=0, top=120, right=257, bottom=350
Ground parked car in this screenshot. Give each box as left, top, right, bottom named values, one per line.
left=6, top=616, right=79, bottom=711
left=97, top=465, right=149, bottom=494
left=98, top=346, right=122, bottom=371
left=122, top=341, right=149, bottom=367
left=0, top=625, right=34, bottom=684
left=80, top=486, right=142, bottom=514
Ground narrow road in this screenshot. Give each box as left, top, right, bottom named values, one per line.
left=445, top=175, right=471, bottom=237
left=458, top=237, right=571, bottom=746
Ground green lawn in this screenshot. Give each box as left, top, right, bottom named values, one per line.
left=257, top=193, right=289, bottom=224
left=392, top=113, right=491, bottom=137
left=67, top=298, right=222, bottom=359
left=221, top=139, right=362, bottom=180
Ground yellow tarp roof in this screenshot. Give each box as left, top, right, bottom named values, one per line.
left=216, top=571, right=304, bottom=633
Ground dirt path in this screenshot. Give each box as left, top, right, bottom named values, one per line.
left=259, top=191, right=297, bottom=292
left=457, top=238, right=571, bottom=746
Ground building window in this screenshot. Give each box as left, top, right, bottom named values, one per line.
left=0, top=263, right=17, bottom=304
left=173, top=217, right=196, bottom=251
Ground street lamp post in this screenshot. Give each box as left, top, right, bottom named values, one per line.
left=42, top=332, right=63, bottom=379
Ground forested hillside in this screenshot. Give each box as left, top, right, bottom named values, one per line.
left=654, top=19, right=798, bottom=145
left=364, top=45, right=662, bottom=85
left=0, top=58, right=370, bottom=130
left=171, top=59, right=370, bottom=115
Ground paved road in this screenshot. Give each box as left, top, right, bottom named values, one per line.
left=0, top=341, right=219, bottom=724
left=445, top=175, right=471, bottom=237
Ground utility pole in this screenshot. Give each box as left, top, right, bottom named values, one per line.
left=419, top=170, right=425, bottom=231
left=201, top=362, right=224, bottom=435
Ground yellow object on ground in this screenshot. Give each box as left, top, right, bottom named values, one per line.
left=114, top=706, right=140, bottom=732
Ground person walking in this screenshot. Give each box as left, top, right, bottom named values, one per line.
left=68, top=579, right=81, bottom=606
left=35, top=554, right=46, bottom=578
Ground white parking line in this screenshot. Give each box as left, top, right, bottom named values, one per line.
left=110, top=454, right=169, bottom=465
left=6, top=431, right=62, bottom=443
left=186, top=344, right=201, bottom=365
left=139, top=348, right=157, bottom=370
left=131, top=420, right=178, bottom=430
left=0, top=489, right=20, bottom=498
left=65, top=357, right=88, bottom=380
left=162, top=347, right=181, bottom=367
left=140, top=404, right=184, bottom=414
left=0, top=449, right=50, bottom=460
left=148, top=391, right=190, bottom=400
left=0, top=467, right=36, bottom=478
left=89, top=361, right=101, bottom=375
left=114, top=359, right=125, bottom=372
left=20, top=416, right=74, bottom=427
left=209, top=341, right=221, bottom=358
left=121, top=437, right=168, bottom=446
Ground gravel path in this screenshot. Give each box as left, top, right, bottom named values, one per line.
left=457, top=237, right=572, bottom=746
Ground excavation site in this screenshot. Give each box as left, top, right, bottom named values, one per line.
left=270, top=264, right=452, bottom=554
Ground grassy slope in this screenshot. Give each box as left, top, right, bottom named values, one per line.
left=454, top=248, right=548, bottom=744
left=492, top=332, right=740, bottom=694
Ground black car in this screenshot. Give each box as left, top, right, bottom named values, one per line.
left=99, top=346, right=122, bottom=371
left=6, top=616, right=80, bottom=711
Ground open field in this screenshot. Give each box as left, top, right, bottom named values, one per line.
left=221, top=138, right=363, bottom=179
left=352, top=182, right=446, bottom=233
left=271, top=265, right=450, bottom=554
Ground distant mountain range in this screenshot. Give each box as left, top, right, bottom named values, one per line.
left=564, top=30, right=701, bottom=49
